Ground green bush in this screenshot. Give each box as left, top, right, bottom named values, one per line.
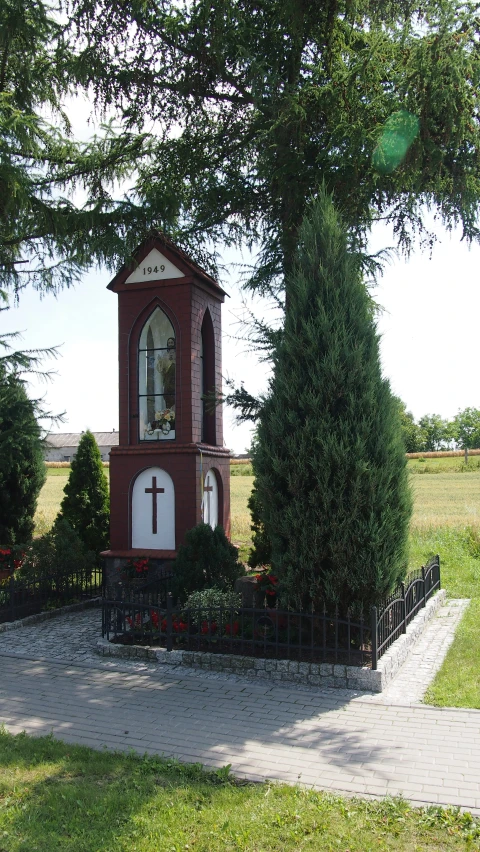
left=172, top=523, right=243, bottom=602
left=0, top=368, right=45, bottom=545
left=19, top=517, right=96, bottom=585
left=58, top=430, right=109, bottom=558
left=184, top=587, right=242, bottom=611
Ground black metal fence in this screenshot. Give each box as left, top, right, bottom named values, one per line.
left=371, top=554, right=441, bottom=668
left=102, top=595, right=372, bottom=666
left=102, top=556, right=441, bottom=670
left=0, top=566, right=103, bottom=624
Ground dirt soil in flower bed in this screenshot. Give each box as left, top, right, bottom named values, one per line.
left=109, top=634, right=372, bottom=667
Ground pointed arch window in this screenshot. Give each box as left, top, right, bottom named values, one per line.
left=201, top=309, right=216, bottom=445
left=138, top=307, right=176, bottom=441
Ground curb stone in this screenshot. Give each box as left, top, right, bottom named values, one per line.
left=97, top=589, right=446, bottom=692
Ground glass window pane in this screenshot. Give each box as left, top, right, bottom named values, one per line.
left=139, top=308, right=176, bottom=441
left=139, top=307, right=175, bottom=350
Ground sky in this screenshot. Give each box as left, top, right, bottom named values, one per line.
left=2, top=219, right=480, bottom=454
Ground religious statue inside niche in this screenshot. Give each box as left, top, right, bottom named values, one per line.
left=145, top=336, right=176, bottom=437
left=155, top=337, right=176, bottom=408
left=139, top=307, right=178, bottom=440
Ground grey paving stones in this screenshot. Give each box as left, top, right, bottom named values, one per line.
left=0, top=598, right=477, bottom=814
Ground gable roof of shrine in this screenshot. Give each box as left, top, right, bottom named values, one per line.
left=107, top=230, right=228, bottom=297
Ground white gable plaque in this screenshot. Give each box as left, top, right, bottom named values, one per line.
left=125, top=248, right=185, bottom=284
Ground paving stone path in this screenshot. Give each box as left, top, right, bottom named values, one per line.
left=369, top=598, right=470, bottom=705
left=0, top=600, right=478, bottom=812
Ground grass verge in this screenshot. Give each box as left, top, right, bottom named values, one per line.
left=409, top=525, right=480, bottom=709
left=0, top=729, right=478, bottom=852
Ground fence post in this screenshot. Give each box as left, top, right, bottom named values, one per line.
left=437, top=555, right=441, bottom=591
left=371, top=606, right=378, bottom=670
left=401, top=582, right=407, bottom=634
left=166, top=592, right=173, bottom=652
left=9, top=565, right=15, bottom=623
left=421, top=566, right=426, bottom=608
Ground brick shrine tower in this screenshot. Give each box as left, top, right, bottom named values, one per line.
left=102, top=232, right=231, bottom=580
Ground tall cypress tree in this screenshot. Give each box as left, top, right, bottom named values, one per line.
left=59, top=430, right=109, bottom=556
left=253, top=189, right=412, bottom=614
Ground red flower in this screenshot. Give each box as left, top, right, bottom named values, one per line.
left=201, top=620, right=217, bottom=635
left=266, top=588, right=276, bottom=596
left=225, top=621, right=239, bottom=636
left=150, top=610, right=159, bottom=629
left=161, top=618, right=167, bottom=632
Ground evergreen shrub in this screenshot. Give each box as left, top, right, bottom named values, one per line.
left=58, top=430, right=109, bottom=557
left=0, top=368, right=45, bottom=545
left=19, top=517, right=96, bottom=585
left=252, top=189, right=412, bottom=614
left=172, top=523, right=243, bottom=602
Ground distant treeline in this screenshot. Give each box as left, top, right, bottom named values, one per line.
left=397, top=403, right=480, bottom=454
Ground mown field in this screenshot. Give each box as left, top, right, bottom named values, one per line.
left=36, top=465, right=480, bottom=544
left=35, top=466, right=480, bottom=709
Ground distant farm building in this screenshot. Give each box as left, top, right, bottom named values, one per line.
left=44, top=431, right=119, bottom=462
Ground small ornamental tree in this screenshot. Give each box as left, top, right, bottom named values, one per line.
left=172, top=523, right=242, bottom=603
left=58, top=430, right=109, bottom=556
left=0, top=367, right=45, bottom=545
left=252, top=189, right=412, bottom=614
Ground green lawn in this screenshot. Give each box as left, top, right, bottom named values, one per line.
left=0, top=729, right=478, bottom=852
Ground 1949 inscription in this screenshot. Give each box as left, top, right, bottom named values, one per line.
left=143, top=264, right=165, bottom=275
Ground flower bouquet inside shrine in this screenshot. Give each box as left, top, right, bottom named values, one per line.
left=146, top=407, right=175, bottom=437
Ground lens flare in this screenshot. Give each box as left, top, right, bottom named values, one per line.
left=372, top=111, right=420, bottom=174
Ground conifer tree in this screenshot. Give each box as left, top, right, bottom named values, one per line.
left=252, top=190, right=412, bottom=614
left=0, top=366, right=45, bottom=544
left=59, top=430, right=109, bottom=556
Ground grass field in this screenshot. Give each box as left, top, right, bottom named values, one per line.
left=0, top=729, right=478, bottom=852
left=36, top=467, right=480, bottom=540
left=407, top=457, right=480, bottom=474
left=35, top=466, right=480, bottom=708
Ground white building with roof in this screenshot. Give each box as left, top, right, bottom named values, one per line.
left=44, top=431, right=119, bottom=462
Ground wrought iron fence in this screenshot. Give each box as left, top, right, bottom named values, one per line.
left=0, top=566, right=103, bottom=624
left=371, top=555, right=441, bottom=668
left=102, top=556, right=441, bottom=671
left=102, top=596, right=372, bottom=666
